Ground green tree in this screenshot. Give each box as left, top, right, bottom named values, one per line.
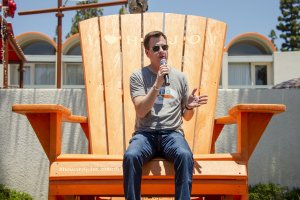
left=268, top=29, right=278, bottom=49
left=119, top=5, right=128, bottom=15
left=66, top=0, right=103, bottom=39
left=276, top=0, right=300, bottom=51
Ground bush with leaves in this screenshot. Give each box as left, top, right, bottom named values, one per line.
left=0, top=184, right=33, bottom=200
left=249, top=183, right=300, bottom=200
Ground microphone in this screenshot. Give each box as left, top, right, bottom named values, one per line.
left=160, top=58, right=170, bottom=86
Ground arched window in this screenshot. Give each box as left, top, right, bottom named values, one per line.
left=227, top=39, right=273, bottom=88
left=22, top=41, right=56, bottom=55
left=228, top=41, right=271, bottom=56
left=66, top=44, right=81, bottom=55
left=18, top=40, right=56, bottom=88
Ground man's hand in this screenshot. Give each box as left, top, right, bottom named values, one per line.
left=154, top=64, right=169, bottom=88
left=186, top=88, right=208, bottom=110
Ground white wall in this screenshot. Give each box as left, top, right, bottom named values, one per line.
left=274, top=51, right=300, bottom=85
left=0, top=89, right=299, bottom=199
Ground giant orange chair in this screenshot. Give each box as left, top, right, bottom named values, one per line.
left=12, top=13, right=285, bottom=200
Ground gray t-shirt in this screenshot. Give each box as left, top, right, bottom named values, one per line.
left=130, top=66, right=189, bottom=132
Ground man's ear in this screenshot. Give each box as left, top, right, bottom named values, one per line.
left=145, top=49, right=150, bottom=57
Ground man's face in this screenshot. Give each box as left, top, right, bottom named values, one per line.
left=146, top=36, right=168, bottom=67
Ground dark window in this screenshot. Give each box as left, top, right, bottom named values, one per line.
left=255, top=65, right=267, bottom=85
left=228, top=41, right=271, bottom=56
left=22, top=41, right=55, bottom=55
left=66, top=45, right=81, bottom=55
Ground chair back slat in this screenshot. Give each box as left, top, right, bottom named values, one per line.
left=143, top=13, right=164, bottom=66
left=181, top=15, right=207, bottom=149
left=194, top=19, right=227, bottom=154
left=79, top=13, right=226, bottom=156
left=79, top=17, right=107, bottom=154
left=164, top=13, right=185, bottom=71
left=121, top=14, right=142, bottom=149
left=99, top=15, right=124, bottom=155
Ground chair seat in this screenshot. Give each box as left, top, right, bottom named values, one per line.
left=50, top=154, right=247, bottom=180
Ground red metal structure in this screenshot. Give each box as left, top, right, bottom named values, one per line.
left=1, top=1, right=26, bottom=88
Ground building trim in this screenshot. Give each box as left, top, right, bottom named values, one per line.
left=63, top=33, right=80, bottom=55
left=225, top=32, right=277, bottom=53
left=16, top=32, right=57, bottom=50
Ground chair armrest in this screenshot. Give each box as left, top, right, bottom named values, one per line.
left=212, top=104, right=286, bottom=157
left=215, top=115, right=236, bottom=125
left=215, top=104, right=286, bottom=125
left=12, top=104, right=88, bottom=163
left=228, top=104, right=286, bottom=116
left=12, top=104, right=87, bottom=123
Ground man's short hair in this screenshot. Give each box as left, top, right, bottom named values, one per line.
left=143, top=31, right=167, bottom=50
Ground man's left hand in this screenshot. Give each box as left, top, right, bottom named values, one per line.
left=186, top=88, right=208, bottom=110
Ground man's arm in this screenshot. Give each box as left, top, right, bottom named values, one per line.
left=132, top=65, right=168, bottom=118
left=132, top=86, right=160, bottom=118
left=183, top=88, right=208, bottom=121
left=183, top=107, right=195, bottom=121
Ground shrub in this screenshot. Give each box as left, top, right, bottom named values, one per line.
left=285, top=187, right=300, bottom=200
left=249, top=183, right=300, bottom=200
left=0, top=184, right=33, bottom=200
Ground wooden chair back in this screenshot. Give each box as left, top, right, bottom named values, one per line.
left=79, top=12, right=226, bottom=155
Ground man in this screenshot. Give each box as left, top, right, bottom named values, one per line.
left=123, top=31, right=208, bottom=200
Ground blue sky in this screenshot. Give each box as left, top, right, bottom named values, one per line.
left=10, top=0, right=282, bottom=47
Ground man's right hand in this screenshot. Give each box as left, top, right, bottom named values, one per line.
left=154, top=64, right=169, bottom=88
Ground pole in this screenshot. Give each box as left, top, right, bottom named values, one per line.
left=3, top=38, right=8, bottom=88
left=18, top=0, right=128, bottom=15
left=56, top=0, right=63, bottom=88
left=19, top=61, right=24, bottom=88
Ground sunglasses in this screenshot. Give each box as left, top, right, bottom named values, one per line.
left=151, top=44, right=169, bottom=52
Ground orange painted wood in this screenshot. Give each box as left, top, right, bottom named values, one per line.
left=246, top=113, right=273, bottom=158
left=143, top=13, right=163, bottom=66
left=25, top=112, right=63, bottom=163
left=164, top=13, right=185, bottom=71
left=194, top=18, right=227, bottom=154
left=100, top=15, right=124, bottom=155
left=65, top=115, right=87, bottom=123
left=12, top=13, right=287, bottom=199
left=79, top=17, right=107, bottom=154
left=55, top=153, right=241, bottom=162
left=49, top=179, right=247, bottom=196
left=215, top=116, right=237, bottom=125
left=26, top=113, right=51, bottom=161
left=80, top=122, right=90, bottom=153
left=237, top=112, right=275, bottom=160
left=80, top=122, right=89, bottom=141
left=181, top=15, right=207, bottom=150
left=121, top=13, right=142, bottom=148
left=49, top=113, right=63, bottom=163
left=12, top=104, right=87, bottom=123
left=211, top=124, right=224, bottom=153
left=49, top=160, right=246, bottom=180
left=229, top=104, right=286, bottom=116
left=12, top=104, right=71, bottom=116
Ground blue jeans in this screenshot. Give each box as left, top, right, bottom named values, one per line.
left=123, top=130, right=194, bottom=200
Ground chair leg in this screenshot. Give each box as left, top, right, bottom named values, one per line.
left=227, top=195, right=248, bottom=200
left=223, top=195, right=233, bottom=200
left=240, top=194, right=248, bottom=200
left=48, top=195, right=56, bottom=200
left=48, top=195, right=65, bottom=200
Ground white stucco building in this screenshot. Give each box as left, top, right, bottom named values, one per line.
left=1, top=31, right=300, bottom=89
